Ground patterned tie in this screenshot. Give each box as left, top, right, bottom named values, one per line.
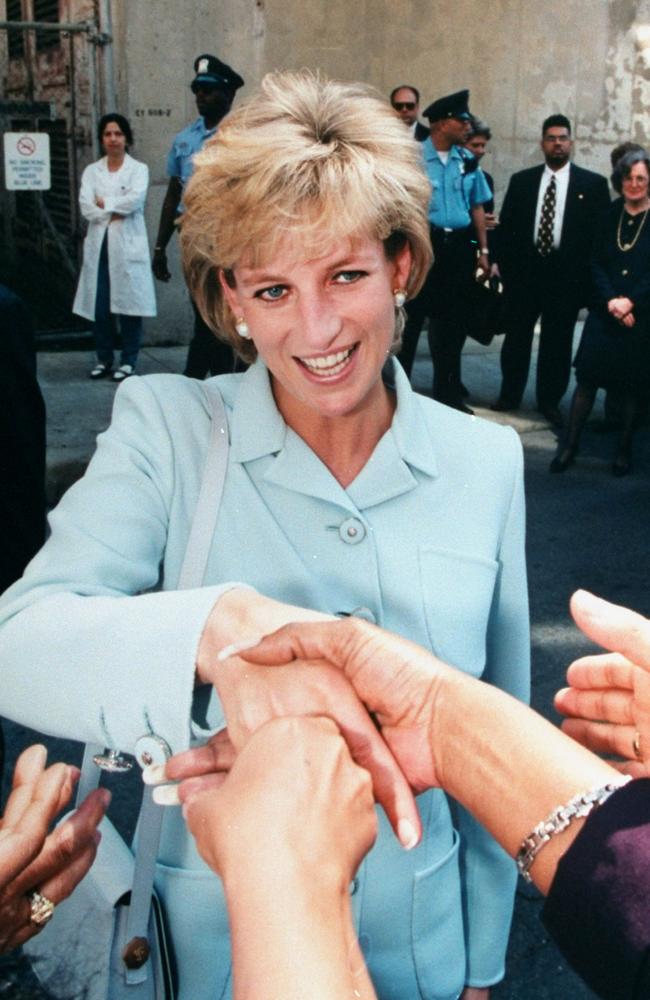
left=537, top=175, right=556, bottom=256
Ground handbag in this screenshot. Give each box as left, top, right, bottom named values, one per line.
left=466, top=272, right=506, bottom=346
left=25, top=381, right=230, bottom=1000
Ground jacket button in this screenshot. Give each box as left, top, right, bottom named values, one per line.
left=134, top=734, right=171, bottom=770
left=349, top=606, right=376, bottom=623
left=122, top=936, right=151, bottom=969
left=339, top=517, right=366, bottom=544
left=622, top=269, right=629, bottom=276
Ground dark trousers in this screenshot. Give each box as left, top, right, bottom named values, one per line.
left=499, top=263, right=581, bottom=408
left=94, top=234, right=142, bottom=368
left=184, top=303, right=243, bottom=379
left=398, top=227, right=475, bottom=405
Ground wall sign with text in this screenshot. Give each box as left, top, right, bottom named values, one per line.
left=4, top=133, right=51, bottom=190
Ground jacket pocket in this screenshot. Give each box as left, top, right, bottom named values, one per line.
left=124, top=234, right=150, bottom=261
left=154, top=860, right=232, bottom=999
left=419, top=546, right=498, bottom=676
left=412, top=830, right=465, bottom=1000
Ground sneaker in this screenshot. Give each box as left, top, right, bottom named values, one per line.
left=112, top=364, right=135, bottom=382
left=89, top=362, right=111, bottom=379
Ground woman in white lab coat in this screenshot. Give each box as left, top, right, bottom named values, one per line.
left=72, top=113, right=156, bottom=382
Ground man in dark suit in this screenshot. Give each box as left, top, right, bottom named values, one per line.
left=390, top=85, right=429, bottom=141
left=492, top=114, right=610, bottom=426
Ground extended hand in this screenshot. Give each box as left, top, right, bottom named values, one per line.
left=187, top=590, right=421, bottom=847
left=0, top=745, right=109, bottom=953
left=181, top=716, right=377, bottom=887
left=555, top=590, right=650, bottom=776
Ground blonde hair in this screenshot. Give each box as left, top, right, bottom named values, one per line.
left=181, top=70, right=432, bottom=362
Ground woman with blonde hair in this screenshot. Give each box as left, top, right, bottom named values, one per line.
left=0, top=72, right=529, bottom=999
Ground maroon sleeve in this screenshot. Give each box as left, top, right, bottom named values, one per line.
left=542, top=778, right=650, bottom=999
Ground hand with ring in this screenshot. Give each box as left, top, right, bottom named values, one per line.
left=0, top=744, right=110, bottom=953
left=555, top=590, right=650, bottom=777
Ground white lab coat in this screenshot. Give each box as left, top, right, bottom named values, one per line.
left=72, top=154, right=157, bottom=320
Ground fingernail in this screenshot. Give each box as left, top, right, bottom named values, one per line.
left=398, top=819, right=419, bottom=850
left=181, top=801, right=189, bottom=821
left=94, top=830, right=103, bottom=846
left=217, top=636, right=263, bottom=661
left=573, top=589, right=603, bottom=616
left=142, top=763, right=167, bottom=786
left=153, top=784, right=181, bottom=806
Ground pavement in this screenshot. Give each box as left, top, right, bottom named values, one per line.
left=3, top=328, right=650, bottom=999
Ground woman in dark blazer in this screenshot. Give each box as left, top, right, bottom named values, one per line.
left=551, top=148, right=650, bottom=475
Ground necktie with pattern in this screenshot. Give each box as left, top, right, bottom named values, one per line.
left=537, top=175, right=556, bottom=256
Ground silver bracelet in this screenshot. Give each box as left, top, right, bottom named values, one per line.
left=516, top=777, right=632, bottom=883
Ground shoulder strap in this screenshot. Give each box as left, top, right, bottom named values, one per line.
left=76, top=380, right=229, bottom=981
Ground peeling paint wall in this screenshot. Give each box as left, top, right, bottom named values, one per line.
left=109, top=0, right=650, bottom=343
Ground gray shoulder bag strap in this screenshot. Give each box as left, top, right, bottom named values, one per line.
left=76, top=381, right=229, bottom=986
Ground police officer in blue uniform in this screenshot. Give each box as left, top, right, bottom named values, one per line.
left=398, top=90, right=492, bottom=413
left=152, top=55, right=244, bottom=378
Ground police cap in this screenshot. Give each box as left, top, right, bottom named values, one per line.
left=423, top=89, right=471, bottom=123
left=191, top=54, right=244, bottom=93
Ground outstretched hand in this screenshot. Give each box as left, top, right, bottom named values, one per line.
left=0, top=745, right=109, bottom=952
left=555, top=590, right=650, bottom=776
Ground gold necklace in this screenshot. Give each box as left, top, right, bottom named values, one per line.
left=617, top=204, right=650, bottom=252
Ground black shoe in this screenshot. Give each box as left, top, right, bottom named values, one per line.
left=448, top=400, right=474, bottom=415
left=89, top=362, right=112, bottom=380
left=491, top=398, right=517, bottom=413
left=539, top=405, right=564, bottom=429
left=549, top=446, right=577, bottom=473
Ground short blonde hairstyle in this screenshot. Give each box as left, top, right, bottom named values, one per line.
left=181, top=70, right=432, bottom=362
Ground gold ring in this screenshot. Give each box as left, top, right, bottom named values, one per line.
left=633, top=731, right=643, bottom=761
left=28, top=890, right=55, bottom=928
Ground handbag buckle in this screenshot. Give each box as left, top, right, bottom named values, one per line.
left=122, top=935, right=151, bottom=969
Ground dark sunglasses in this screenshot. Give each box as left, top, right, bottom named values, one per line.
left=392, top=101, right=416, bottom=111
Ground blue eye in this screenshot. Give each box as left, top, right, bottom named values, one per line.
left=256, top=285, right=286, bottom=301
left=334, top=270, right=365, bottom=284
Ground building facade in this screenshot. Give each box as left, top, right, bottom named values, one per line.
left=2, top=0, right=650, bottom=339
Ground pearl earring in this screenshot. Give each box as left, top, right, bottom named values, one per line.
left=393, top=289, right=407, bottom=309
left=235, top=317, right=251, bottom=339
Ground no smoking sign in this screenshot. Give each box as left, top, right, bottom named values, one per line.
left=4, top=132, right=51, bottom=190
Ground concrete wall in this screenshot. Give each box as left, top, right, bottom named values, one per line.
left=108, top=0, right=650, bottom=344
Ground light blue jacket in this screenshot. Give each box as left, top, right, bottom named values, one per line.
left=0, top=359, right=530, bottom=1000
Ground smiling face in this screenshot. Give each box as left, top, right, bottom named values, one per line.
left=220, top=233, right=412, bottom=427
left=101, top=121, right=127, bottom=158
left=622, top=161, right=650, bottom=207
